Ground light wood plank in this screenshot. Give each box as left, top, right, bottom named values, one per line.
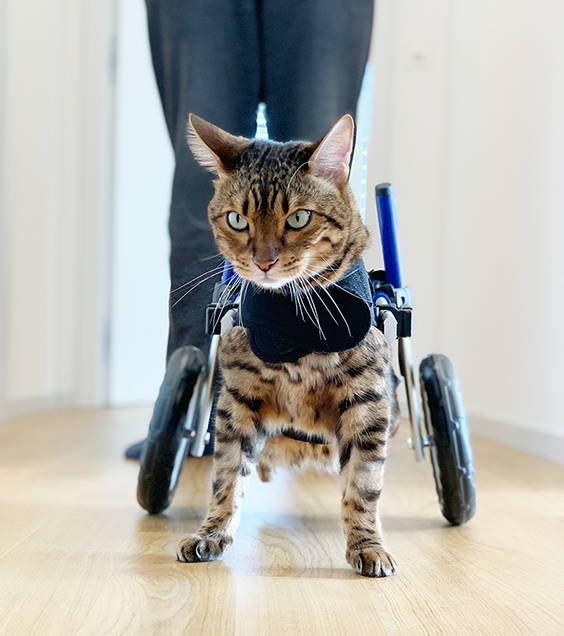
left=0, top=408, right=563, bottom=635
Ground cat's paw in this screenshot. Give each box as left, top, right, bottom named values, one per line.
left=257, top=463, right=275, bottom=482
left=346, top=547, right=397, bottom=578
left=176, top=534, right=226, bottom=563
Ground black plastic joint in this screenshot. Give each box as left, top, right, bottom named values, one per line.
left=205, top=303, right=238, bottom=335
left=375, top=183, right=393, bottom=197
left=377, top=304, right=413, bottom=338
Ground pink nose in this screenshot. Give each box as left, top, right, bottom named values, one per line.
left=253, top=257, right=278, bottom=272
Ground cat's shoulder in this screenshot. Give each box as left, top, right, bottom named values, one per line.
left=218, top=326, right=252, bottom=357
left=219, top=325, right=249, bottom=346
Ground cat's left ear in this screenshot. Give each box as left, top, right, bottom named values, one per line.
left=188, top=114, right=251, bottom=176
left=308, top=115, right=355, bottom=189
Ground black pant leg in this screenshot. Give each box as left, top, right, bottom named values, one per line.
left=145, top=0, right=261, bottom=358
left=261, top=0, right=374, bottom=142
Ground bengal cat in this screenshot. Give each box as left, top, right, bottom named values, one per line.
left=176, top=114, right=397, bottom=577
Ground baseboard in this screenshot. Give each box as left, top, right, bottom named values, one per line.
left=468, top=414, right=564, bottom=465
left=2, top=394, right=75, bottom=423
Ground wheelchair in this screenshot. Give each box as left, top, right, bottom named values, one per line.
left=136, top=183, right=477, bottom=527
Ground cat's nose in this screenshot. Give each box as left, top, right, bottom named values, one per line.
left=253, top=257, right=279, bottom=272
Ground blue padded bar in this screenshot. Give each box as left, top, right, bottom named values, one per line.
left=375, top=183, right=404, bottom=289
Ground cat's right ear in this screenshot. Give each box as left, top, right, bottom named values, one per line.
left=188, top=114, right=250, bottom=176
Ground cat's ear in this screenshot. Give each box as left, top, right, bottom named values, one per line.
left=188, top=114, right=250, bottom=176
left=308, top=115, right=355, bottom=189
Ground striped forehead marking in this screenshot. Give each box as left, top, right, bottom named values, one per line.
left=238, top=142, right=313, bottom=217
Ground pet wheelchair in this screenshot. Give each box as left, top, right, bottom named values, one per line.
left=137, top=183, right=476, bottom=526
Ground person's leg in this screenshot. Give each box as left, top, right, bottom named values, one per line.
left=126, top=1, right=261, bottom=460
left=145, top=0, right=261, bottom=358
left=260, top=0, right=374, bottom=142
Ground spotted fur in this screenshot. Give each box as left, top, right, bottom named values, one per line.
left=176, top=115, right=397, bottom=577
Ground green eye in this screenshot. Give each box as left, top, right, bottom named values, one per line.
left=226, top=212, right=249, bottom=231
left=286, top=210, right=312, bottom=230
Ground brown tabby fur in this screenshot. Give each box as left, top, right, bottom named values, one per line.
left=176, top=114, right=397, bottom=577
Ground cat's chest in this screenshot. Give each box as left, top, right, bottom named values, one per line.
left=219, top=326, right=387, bottom=437
left=269, top=360, right=333, bottom=405
left=219, top=327, right=343, bottom=405
left=255, top=356, right=342, bottom=437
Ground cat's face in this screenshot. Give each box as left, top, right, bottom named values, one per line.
left=188, top=115, right=368, bottom=290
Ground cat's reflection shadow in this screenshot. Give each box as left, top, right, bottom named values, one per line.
left=253, top=565, right=360, bottom=580
left=134, top=506, right=205, bottom=534
left=384, top=515, right=448, bottom=533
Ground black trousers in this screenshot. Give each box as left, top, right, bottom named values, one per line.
left=145, top=0, right=374, bottom=359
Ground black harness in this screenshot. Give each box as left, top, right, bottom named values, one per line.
left=239, top=260, right=375, bottom=364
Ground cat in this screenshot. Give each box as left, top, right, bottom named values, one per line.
left=175, top=113, right=397, bottom=578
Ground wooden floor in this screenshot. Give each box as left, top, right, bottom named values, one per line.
left=0, top=407, right=563, bottom=635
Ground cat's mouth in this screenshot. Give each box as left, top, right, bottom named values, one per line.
left=250, top=262, right=326, bottom=290
left=236, top=259, right=324, bottom=290
left=255, top=272, right=293, bottom=289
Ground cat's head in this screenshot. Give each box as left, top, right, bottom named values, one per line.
left=188, top=114, right=368, bottom=290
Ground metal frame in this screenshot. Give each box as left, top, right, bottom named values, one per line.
left=376, top=183, right=429, bottom=463
left=189, top=334, right=220, bottom=457
left=187, top=303, right=239, bottom=458
left=398, top=337, right=427, bottom=462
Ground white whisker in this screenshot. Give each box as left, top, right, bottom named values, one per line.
left=302, top=271, right=339, bottom=326
left=169, top=268, right=225, bottom=310
left=170, top=264, right=224, bottom=295
left=297, top=274, right=326, bottom=340
left=198, top=253, right=224, bottom=262
left=303, top=267, right=353, bottom=337
left=308, top=262, right=355, bottom=297
left=211, top=275, right=239, bottom=333
left=285, top=161, right=309, bottom=195
left=293, top=280, right=306, bottom=322
left=295, top=280, right=316, bottom=327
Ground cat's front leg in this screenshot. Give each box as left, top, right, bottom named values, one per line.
left=176, top=385, right=265, bottom=563
left=338, top=383, right=397, bottom=578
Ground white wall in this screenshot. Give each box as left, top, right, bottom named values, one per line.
left=0, top=0, right=11, bottom=423
left=438, top=0, right=564, bottom=461
left=371, top=0, right=564, bottom=462
left=108, top=0, right=172, bottom=407
left=0, top=0, right=115, bottom=420
left=365, top=0, right=451, bottom=368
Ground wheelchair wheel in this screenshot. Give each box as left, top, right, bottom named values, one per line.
left=137, top=346, right=206, bottom=514
left=419, top=354, right=476, bottom=525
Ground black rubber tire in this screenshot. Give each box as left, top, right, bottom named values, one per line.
left=419, top=354, right=476, bottom=525
left=137, top=346, right=206, bottom=514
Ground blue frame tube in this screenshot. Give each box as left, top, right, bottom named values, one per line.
left=375, top=183, right=404, bottom=289
left=221, top=260, right=239, bottom=285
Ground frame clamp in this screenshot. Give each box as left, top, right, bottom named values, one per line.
left=205, top=280, right=241, bottom=335
left=375, top=304, right=413, bottom=339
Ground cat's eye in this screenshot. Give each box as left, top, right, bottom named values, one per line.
left=286, top=210, right=312, bottom=230
left=226, top=212, right=249, bottom=231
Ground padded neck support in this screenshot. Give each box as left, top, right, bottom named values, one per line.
left=240, top=260, right=375, bottom=363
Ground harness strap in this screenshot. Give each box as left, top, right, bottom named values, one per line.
left=240, top=260, right=375, bottom=363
